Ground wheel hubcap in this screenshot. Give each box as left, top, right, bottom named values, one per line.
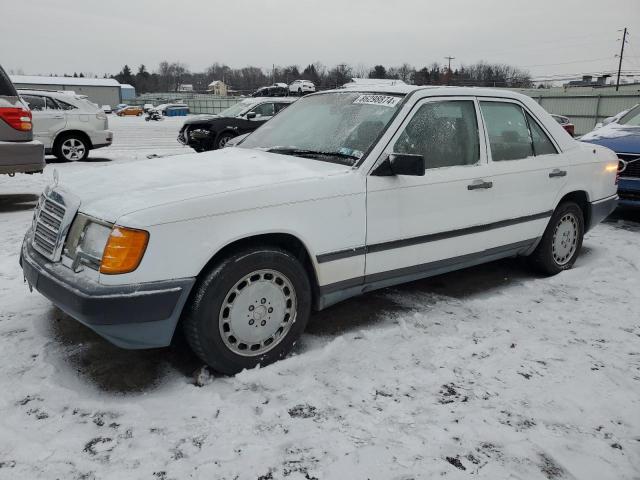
left=61, top=138, right=86, bottom=160
left=219, top=269, right=296, bottom=356
left=552, top=213, right=578, bottom=265
left=219, top=136, right=230, bottom=148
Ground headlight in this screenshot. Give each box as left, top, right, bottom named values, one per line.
left=79, top=221, right=111, bottom=260
left=65, top=214, right=112, bottom=270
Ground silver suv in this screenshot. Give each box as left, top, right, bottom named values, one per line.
left=19, top=89, right=113, bottom=162
left=0, top=65, right=45, bottom=175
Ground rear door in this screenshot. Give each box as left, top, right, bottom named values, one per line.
left=478, top=99, right=568, bottom=242
left=22, top=94, right=67, bottom=149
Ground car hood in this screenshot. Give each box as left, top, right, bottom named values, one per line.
left=580, top=123, right=640, bottom=154
left=183, top=114, right=222, bottom=124
left=57, top=148, right=352, bottom=224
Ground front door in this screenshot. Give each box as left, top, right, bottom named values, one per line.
left=366, top=97, right=511, bottom=283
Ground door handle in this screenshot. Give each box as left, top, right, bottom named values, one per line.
left=52, top=115, right=64, bottom=119
left=549, top=169, right=567, bottom=178
left=467, top=180, right=493, bottom=190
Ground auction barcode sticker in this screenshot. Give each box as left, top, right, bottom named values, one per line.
left=353, top=94, right=401, bottom=107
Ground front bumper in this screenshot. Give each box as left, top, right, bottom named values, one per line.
left=618, top=177, right=640, bottom=207
left=0, top=140, right=45, bottom=174
left=588, top=194, right=618, bottom=231
left=20, top=239, right=195, bottom=349
left=178, top=125, right=213, bottom=150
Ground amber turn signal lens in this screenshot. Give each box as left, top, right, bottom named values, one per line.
left=99, top=227, right=149, bottom=275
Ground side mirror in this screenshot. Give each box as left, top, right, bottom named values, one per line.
left=246, top=112, right=257, bottom=120
left=372, top=154, right=425, bottom=176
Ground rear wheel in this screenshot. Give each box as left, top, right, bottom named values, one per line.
left=528, top=202, right=584, bottom=275
left=54, top=134, right=89, bottom=162
left=183, top=247, right=311, bottom=374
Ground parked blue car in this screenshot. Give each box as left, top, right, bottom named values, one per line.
left=581, top=104, right=640, bottom=208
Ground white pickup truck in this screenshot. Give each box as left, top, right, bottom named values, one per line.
left=21, top=86, right=618, bottom=374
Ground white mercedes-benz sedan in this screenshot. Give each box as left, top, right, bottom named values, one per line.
left=21, top=85, right=618, bottom=374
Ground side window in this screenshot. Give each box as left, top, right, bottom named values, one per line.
left=274, top=102, right=289, bottom=113
left=56, top=99, right=77, bottom=111
left=252, top=103, right=275, bottom=117
left=526, top=113, right=557, bottom=156
left=479, top=101, right=533, bottom=161
left=393, top=100, right=480, bottom=169
left=22, top=95, right=46, bottom=111
left=44, top=97, right=60, bottom=110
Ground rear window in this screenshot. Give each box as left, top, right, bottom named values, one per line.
left=0, top=67, right=18, bottom=96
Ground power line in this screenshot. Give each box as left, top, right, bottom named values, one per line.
left=520, top=57, right=614, bottom=68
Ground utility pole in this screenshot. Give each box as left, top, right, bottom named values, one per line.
left=444, top=56, right=455, bottom=72
left=616, top=27, right=628, bottom=91
left=444, top=56, right=455, bottom=85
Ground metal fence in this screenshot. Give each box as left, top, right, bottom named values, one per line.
left=127, top=94, right=241, bottom=114
left=125, top=89, right=640, bottom=134
left=514, top=89, right=640, bottom=135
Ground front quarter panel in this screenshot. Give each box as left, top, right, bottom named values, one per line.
left=98, top=171, right=367, bottom=288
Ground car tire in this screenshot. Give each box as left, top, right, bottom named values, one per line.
left=183, top=247, right=312, bottom=375
left=298, top=88, right=303, bottom=96
left=528, top=201, right=584, bottom=275
left=54, top=133, right=89, bottom=162
left=216, top=132, right=235, bottom=149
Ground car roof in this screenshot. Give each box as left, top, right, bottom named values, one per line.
left=242, top=96, right=297, bottom=103
left=321, top=84, right=539, bottom=102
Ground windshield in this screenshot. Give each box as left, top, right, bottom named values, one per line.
left=618, top=104, right=640, bottom=126
left=219, top=100, right=255, bottom=118
left=239, top=91, right=403, bottom=165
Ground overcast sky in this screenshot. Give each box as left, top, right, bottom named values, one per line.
left=3, top=0, right=640, bottom=82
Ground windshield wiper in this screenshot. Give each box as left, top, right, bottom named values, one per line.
left=266, top=147, right=360, bottom=163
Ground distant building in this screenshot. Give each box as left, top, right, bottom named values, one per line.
left=178, top=84, right=194, bottom=92
left=565, top=75, right=611, bottom=87
left=207, top=80, right=228, bottom=96
left=9, top=75, right=121, bottom=106
left=120, top=83, right=136, bottom=100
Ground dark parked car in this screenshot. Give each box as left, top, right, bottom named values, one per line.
left=0, top=65, right=44, bottom=176
left=250, top=84, right=289, bottom=97
left=178, top=97, right=296, bottom=151
left=581, top=104, right=640, bottom=208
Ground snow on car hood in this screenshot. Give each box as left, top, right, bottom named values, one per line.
left=183, top=114, right=220, bottom=124
left=58, top=148, right=352, bottom=224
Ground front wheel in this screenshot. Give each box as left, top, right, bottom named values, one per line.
left=183, top=247, right=311, bottom=374
left=216, top=132, right=235, bottom=149
left=528, top=201, right=584, bottom=275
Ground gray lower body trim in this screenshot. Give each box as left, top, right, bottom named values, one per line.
left=588, top=194, right=618, bottom=231
left=317, top=238, right=538, bottom=310
left=21, top=239, right=195, bottom=349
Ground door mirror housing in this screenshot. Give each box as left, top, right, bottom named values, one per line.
left=372, top=154, right=425, bottom=176
left=246, top=112, right=257, bottom=120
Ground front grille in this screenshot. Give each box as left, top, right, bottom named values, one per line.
left=32, top=196, right=67, bottom=259
left=619, top=153, right=640, bottom=179
left=31, top=187, right=80, bottom=261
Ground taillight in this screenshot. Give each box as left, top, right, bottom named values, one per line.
left=0, top=107, right=32, bottom=131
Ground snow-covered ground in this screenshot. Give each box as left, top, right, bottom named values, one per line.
left=0, top=115, right=638, bottom=479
